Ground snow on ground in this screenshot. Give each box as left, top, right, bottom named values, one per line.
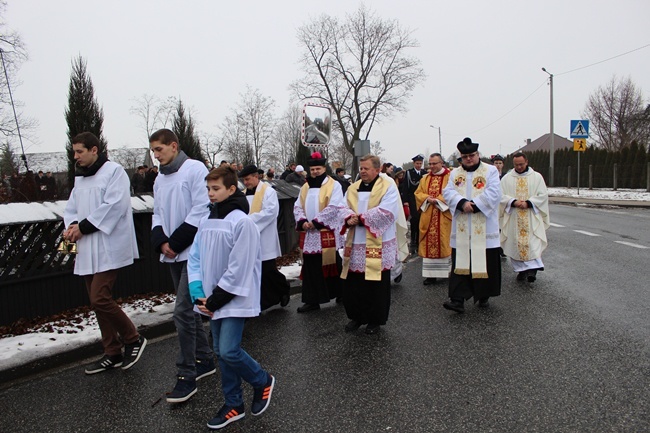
left=548, top=187, right=650, bottom=201
left=0, top=266, right=300, bottom=372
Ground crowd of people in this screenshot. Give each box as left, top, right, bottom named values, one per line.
left=59, top=130, right=549, bottom=430
left=1, top=170, right=58, bottom=202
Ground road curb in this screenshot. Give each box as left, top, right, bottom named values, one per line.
left=1, top=282, right=303, bottom=387
left=549, top=196, right=650, bottom=208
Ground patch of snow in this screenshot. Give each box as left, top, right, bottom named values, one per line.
left=279, top=263, right=301, bottom=280
left=1, top=263, right=300, bottom=372
left=0, top=298, right=175, bottom=372
left=0, top=196, right=154, bottom=225
left=548, top=187, right=650, bottom=201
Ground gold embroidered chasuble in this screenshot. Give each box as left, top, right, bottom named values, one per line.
left=499, top=168, right=550, bottom=261
left=414, top=169, right=452, bottom=259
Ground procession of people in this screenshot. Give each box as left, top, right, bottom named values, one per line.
left=59, top=130, right=549, bottom=429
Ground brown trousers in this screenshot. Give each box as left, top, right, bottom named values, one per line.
left=84, top=270, right=139, bottom=356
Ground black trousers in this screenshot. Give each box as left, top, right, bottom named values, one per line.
left=408, top=198, right=420, bottom=250
left=260, top=259, right=290, bottom=310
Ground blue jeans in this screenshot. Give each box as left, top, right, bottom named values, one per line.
left=210, top=317, right=268, bottom=407
left=170, top=261, right=213, bottom=379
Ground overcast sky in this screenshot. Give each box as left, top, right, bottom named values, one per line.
left=5, top=0, right=650, bottom=168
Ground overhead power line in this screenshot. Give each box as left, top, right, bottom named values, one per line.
left=445, top=43, right=650, bottom=138
left=557, top=43, right=650, bottom=76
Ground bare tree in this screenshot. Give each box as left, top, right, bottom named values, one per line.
left=199, top=131, right=224, bottom=169
left=129, top=94, right=176, bottom=143
left=220, top=113, right=253, bottom=165
left=582, top=75, right=649, bottom=151
left=110, top=147, right=144, bottom=172
left=0, top=1, right=36, bottom=155
left=292, top=5, right=425, bottom=172
left=371, top=140, right=385, bottom=158
left=220, top=87, right=276, bottom=167
left=268, top=104, right=303, bottom=170
left=329, top=134, right=353, bottom=172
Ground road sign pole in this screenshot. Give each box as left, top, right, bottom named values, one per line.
left=577, top=152, right=580, bottom=195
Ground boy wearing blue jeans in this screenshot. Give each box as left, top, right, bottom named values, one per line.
left=188, top=166, right=275, bottom=430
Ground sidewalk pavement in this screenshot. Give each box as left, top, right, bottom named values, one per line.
left=549, top=195, right=650, bottom=208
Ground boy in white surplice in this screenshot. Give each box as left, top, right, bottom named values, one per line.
left=188, top=166, right=275, bottom=430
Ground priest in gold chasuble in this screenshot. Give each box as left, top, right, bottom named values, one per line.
left=414, top=153, right=452, bottom=285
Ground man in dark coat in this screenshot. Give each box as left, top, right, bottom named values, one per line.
left=402, top=154, right=426, bottom=254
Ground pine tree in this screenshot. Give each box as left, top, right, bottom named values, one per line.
left=0, top=141, right=18, bottom=177
left=631, top=141, right=646, bottom=188
left=64, top=55, right=107, bottom=190
left=172, top=99, right=204, bottom=162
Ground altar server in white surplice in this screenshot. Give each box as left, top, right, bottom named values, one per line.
left=187, top=166, right=275, bottom=429
left=149, top=128, right=214, bottom=404
left=63, top=132, right=146, bottom=375
left=239, top=164, right=290, bottom=310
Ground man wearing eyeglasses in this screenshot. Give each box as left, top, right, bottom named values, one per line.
left=442, top=138, right=502, bottom=313
left=414, top=153, right=452, bottom=285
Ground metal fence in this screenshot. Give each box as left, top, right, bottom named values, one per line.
left=0, top=188, right=299, bottom=327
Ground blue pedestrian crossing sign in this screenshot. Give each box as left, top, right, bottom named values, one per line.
left=570, top=120, right=589, bottom=138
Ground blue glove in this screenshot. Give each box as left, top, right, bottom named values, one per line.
left=188, top=280, right=206, bottom=303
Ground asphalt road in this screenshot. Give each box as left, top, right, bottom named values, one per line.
left=0, top=203, right=648, bottom=432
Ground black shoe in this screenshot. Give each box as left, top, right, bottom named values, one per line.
left=344, top=320, right=362, bottom=332
left=516, top=271, right=527, bottom=281
left=527, top=270, right=537, bottom=282
left=443, top=299, right=465, bottom=313
left=84, top=354, right=123, bottom=375
left=207, top=404, right=245, bottom=430
left=478, top=298, right=490, bottom=308
left=393, top=273, right=403, bottom=283
left=365, top=324, right=381, bottom=335
left=251, top=374, right=275, bottom=416
left=423, top=277, right=437, bottom=285
left=166, top=376, right=197, bottom=403
left=297, top=303, right=320, bottom=313
left=335, top=296, right=343, bottom=303
left=121, top=336, right=147, bottom=370
left=196, top=357, right=217, bottom=381
left=280, top=294, right=290, bottom=307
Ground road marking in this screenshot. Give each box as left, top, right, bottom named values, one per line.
left=549, top=223, right=565, bottom=228
left=573, top=230, right=601, bottom=237
left=614, top=241, right=649, bottom=249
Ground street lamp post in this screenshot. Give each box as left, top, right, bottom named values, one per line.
left=542, top=67, right=554, bottom=187
left=429, top=125, right=442, bottom=156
